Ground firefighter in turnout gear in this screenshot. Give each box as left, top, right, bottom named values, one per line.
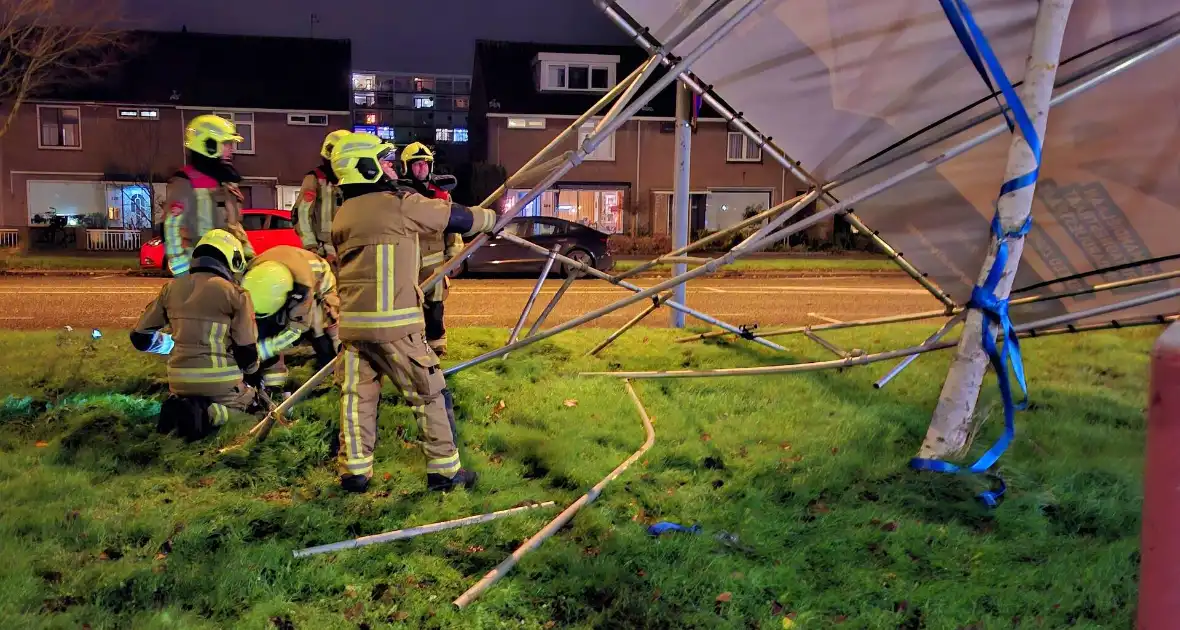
left=241, top=245, right=341, bottom=393
left=331, top=132, right=497, bottom=493
left=292, top=129, right=350, bottom=265
left=401, top=142, right=463, bottom=356
left=164, top=115, right=255, bottom=277
left=130, top=229, right=264, bottom=441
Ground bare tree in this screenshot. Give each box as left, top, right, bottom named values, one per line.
left=0, top=0, right=125, bottom=139
left=104, top=113, right=163, bottom=229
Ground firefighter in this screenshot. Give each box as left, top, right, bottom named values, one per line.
left=401, top=142, right=463, bottom=356
left=292, top=129, right=350, bottom=266
left=331, top=132, right=497, bottom=493
left=130, top=229, right=263, bottom=441
left=164, top=114, right=255, bottom=277
left=240, top=245, right=341, bottom=394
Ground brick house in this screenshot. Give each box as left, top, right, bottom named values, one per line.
left=0, top=30, right=351, bottom=249
left=470, top=40, right=836, bottom=241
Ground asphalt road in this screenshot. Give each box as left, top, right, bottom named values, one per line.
left=0, top=274, right=941, bottom=332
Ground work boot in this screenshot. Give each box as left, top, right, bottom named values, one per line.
left=340, top=474, right=370, bottom=493
left=428, top=337, right=447, bottom=357
left=427, top=468, right=478, bottom=492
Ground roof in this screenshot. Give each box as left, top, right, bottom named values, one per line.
left=473, top=39, right=721, bottom=119
left=40, top=30, right=352, bottom=112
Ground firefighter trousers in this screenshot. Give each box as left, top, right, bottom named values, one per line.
left=176, top=383, right=257, bottom=427
left=336, top=333, right=460, bottom=480
left=423, top=299, right=445, bottom=343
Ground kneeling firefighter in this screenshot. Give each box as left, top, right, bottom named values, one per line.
left=241, top=245, right=341, bottom=393
left=331, top=132, right=498, bottom=493
left=401, top=142, right=463, bottom=356
left=163, top=114, right=255, bottom=277
left=130, top=229, right=264, bottom=440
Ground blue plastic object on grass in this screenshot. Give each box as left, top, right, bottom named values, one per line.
left=146, top=331, right=174, bottom=355
left=647, top=521, right=701, bottom=537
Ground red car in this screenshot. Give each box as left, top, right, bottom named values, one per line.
left=140, top=208, right=303, bottom=272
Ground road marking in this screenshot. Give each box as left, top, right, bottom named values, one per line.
left=0, top=317, right=33, bottom=320
left=808, top=312, right=844, bottom=324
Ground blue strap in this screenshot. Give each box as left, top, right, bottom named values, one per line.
left=937, top=0, right=1014, bottom=132
left=911, top=0, right=1043, bottom=507
left=647, top=521, right=701, bottom=537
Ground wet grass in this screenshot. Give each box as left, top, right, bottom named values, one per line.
left=0, top=253, right=140, bottom=272
left=0, top=323, right=1156, bottom=628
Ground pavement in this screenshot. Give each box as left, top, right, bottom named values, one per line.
left=0, top=275, right=942, bottom=332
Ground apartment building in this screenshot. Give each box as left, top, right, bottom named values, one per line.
left=0, top=29, right=351, bottom=244
left=349, top=70, right=472, bottom=168
left=470, top=40, right=833, bottom=239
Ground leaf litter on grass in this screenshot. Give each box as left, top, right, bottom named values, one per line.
left=0, top=325, right=1157, bottom=627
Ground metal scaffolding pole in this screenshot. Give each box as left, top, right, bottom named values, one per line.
left=921, top=0, right=1075, bottom=462
left=421, top=0, right=766, bottom=296
left=670, top=79, right=692, bottom=328
left=874, top=313, right=966, bottom=389
left=589, top=293, right=672, bottom=356
left=505, top=245, right=560, bottom=349
left=523, top=274, right=577, bottom=339
left=583, top=287, right=1180, bottom=380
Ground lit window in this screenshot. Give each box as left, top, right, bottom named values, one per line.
left=213, top=111, right=255, bottom=154
left=578, top=119, right=614, bottom=162
left=454, top=96, right=469, bottom=110
left=364, top=112, right=377, bottom=124
left=507, top=117, right=546, bottom=130
left=38, top=105, right=81, bottom=149
left=537, top=57, right=616, bottom=92
left=414, top=96, right=435, bottom=109
left=287, top=113, right=329, bottom=126
left=117, top=108, right=159, bottom=120
left=435, top=128, right=453, bottom=143
left=352, top=73, right=376, bottom=90
left=376, top=126, right=395, bottom=140
left=353, top=125, right=377, bottom=134
left=354, top=92, right=376, bottom=106
left=726, top=131, right=762, bottom=162
left=453, top=128, right=468, bottom=143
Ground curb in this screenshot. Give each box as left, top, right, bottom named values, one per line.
left=0, top=267, right=906, bottom=280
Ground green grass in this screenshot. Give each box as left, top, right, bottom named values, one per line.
left=0, top=253, right=139, bottom=272
left=613, top=257, right=897, bottom=274
left=0, top=324, right=1156, bottom=628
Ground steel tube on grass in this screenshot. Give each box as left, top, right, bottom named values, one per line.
left=453, top=380, right=656, bottom=609
left=505, top=245, right=560, bottom=348
left=293, top=501, right=558, bottom=558
left=524, top=274, right=577, bottom=339
left=589, top=293, right=671, bottom=356
left=583, top=287, right=1180, bottom=379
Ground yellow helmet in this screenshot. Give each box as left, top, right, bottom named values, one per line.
left=241, top=261, right=295, bottom=317
left=401, top=142, right=434, bottom=176
left=185, top=114, right=243, bottom=159
left=193, top=228, right=247, bottom=274
left=331, top=132, right=397, bottom=185
left=320, top=129, right=351, bottom=161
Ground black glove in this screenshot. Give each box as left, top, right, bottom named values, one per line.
left=311, top=334, right=339, bottom=369
left=244, top=369, right=264, bottom=389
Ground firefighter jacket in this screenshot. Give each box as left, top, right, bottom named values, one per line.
left=403, top=180, right=464, bottom=303
left=251, top=245, right=340, bottom=361
left=332, top=185, right=494, bottom=343
left=132, top=257, right=260, bottom=397
left=293, top=168, right=340, bottom=257
left=163, top=166, right=255, bottom=276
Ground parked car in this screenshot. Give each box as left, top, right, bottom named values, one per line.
left=140, top=208, right=302, bottom=272
left=462, top=216, right=614, bottom=277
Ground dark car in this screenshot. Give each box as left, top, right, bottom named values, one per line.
left=462, top=216, right=614, bottom=277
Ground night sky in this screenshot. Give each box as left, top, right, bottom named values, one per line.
left=120, top=0, right=631, bottom=74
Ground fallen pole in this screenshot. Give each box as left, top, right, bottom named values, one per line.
left=583, top=288, right=1180, bottom=379
left=453, top=379, right=656, bottom=609
left=506, top=245, right=561, bottom=349
left=292, top=501, right=558, bottom=558
left=874, top=313, right=966, bottom=389
left=588, top=293, right=671, bottom=356
left=524, top=274, right=577, bottom=339
left=218, top=359, right=339, bottom=454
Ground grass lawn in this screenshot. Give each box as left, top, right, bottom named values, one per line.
left=0, top=253, right=140, bottom=272
left=0, top=324, right=1154, bottom=628
left=613, top=257, right=897, bottom=274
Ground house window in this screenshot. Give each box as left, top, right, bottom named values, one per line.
left=435, top=128, right=468, bottom=143
left=507, top=117, right=546, bottom=130
left=362, top=111, right=377, bottom=125
left=38, top=105, right=81, bottom=149
left=454, top=96, right=469, bottom=110
left=354, top=92, right=376, bottom=107
left=537, top=55, right=617, bottom=92
left=578, top=120, right=614, bottom=162
left=413, top=95, right=435, bottom=109
left=726, top=131, right=761, bottom=162
left=376, top=125, right=395, bottom=141
left=213, top=111, right=255, bottom=154
left=287, top=113, right=328, bottom=126
left=454, top=128, right=468, bottom=143
left=352, top=73, right=376, bottom=90
left=117, top=108, right=159, bottom=120
left=413, top=77, right=435, bottom=93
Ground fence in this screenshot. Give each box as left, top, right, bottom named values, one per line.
left=0, top=229, right=18, bottom=249
left=86, top=229, right=141, bottom=252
